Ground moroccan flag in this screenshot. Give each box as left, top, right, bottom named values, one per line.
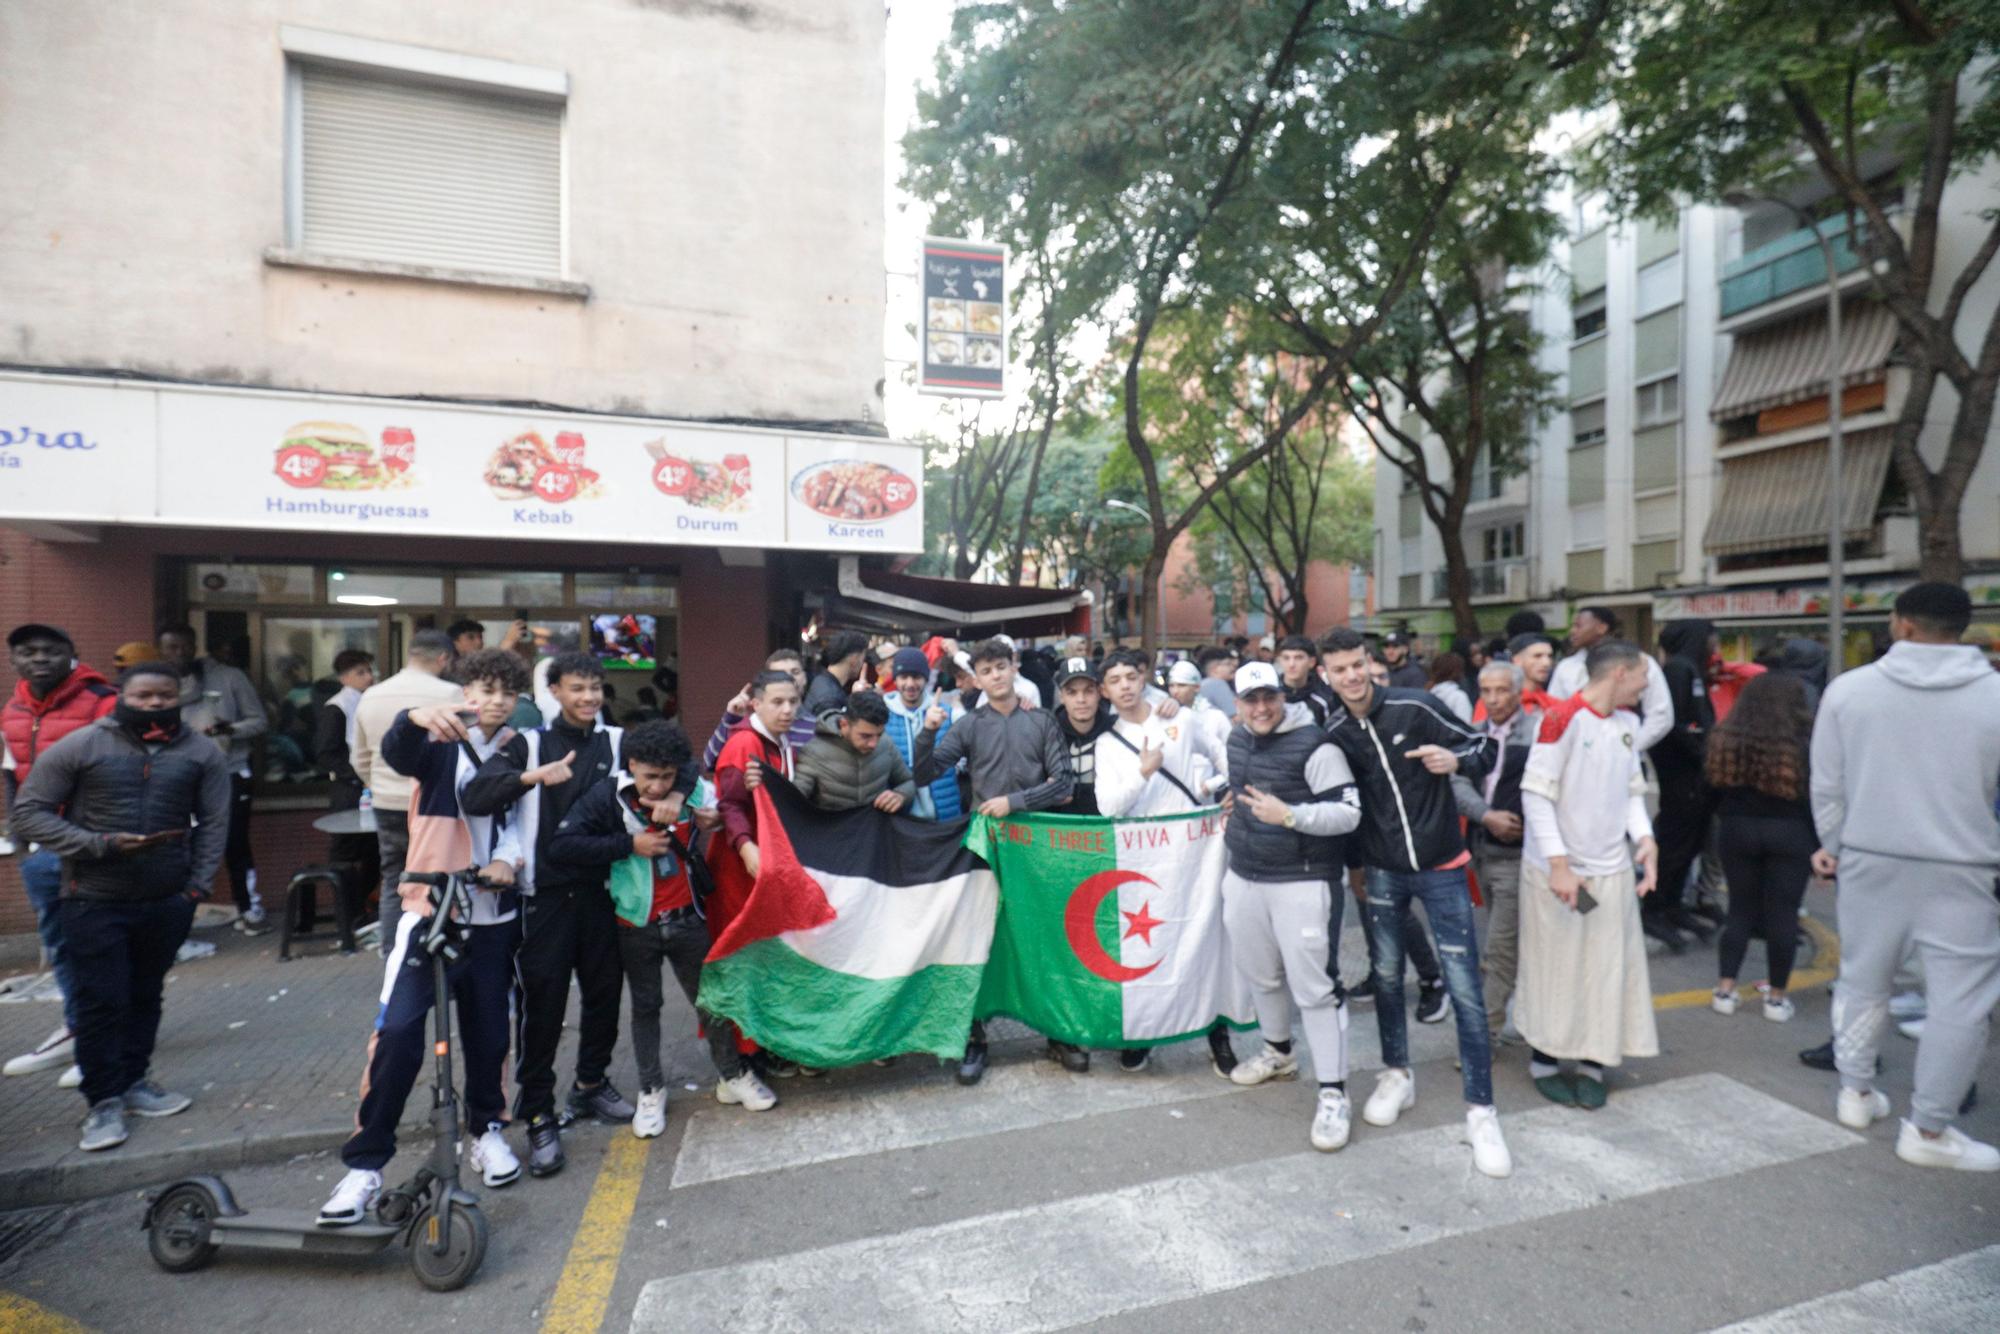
left=968, top=808, right=1253, bottom=1047
left=697, top=777, right=997, bottom=1067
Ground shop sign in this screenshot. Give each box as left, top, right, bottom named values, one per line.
left=1656, top=574, right=2000, bottom=622
left=0, top=373, right=924, bottom=554
left=918, top=236, right=1006, bottom=398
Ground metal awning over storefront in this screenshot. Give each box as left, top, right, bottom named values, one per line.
left=825, top=556, right=1091, bottom=639
left=1709, top=302, right=1899, bottom=421
left=1703, top=427, right=1895, bottom=556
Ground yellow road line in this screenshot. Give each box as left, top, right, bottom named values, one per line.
left=542, top=1134, right=651, bottom=1334
left=1652, top=914, right=1841, bottom=1011
left=0, top=1290, right=92, bottom=1333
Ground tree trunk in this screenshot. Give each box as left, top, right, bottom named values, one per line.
left=1139, top=541, right=1168, bottom=661
left=1437, top=514, right=1479, bottom=646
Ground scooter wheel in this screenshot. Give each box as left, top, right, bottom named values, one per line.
left=147, top=1183, right=220, bottom=1273
left=408, top=1201, right=487, bottom=1292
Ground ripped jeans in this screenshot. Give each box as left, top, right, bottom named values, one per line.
left=1364, top=866, right=1493, bottom=1106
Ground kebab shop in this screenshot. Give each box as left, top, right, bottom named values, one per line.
left=0, top=370, right=923, bottom=940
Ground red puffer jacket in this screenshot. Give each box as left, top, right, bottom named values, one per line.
left=2, top=665, right=118, bottom=787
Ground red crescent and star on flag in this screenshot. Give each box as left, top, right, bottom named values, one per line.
left=1063, top=869, right=1167, bottom=983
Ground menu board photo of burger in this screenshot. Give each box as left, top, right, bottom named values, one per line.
left=273, top=421, right=388, bottom=491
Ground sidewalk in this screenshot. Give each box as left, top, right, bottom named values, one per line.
left=0, top=916, right=418, bottom=1209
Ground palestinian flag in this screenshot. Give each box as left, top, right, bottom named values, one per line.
left=697, top=777, right=997, bottom=1067
left=969, top=808, right=1253, bottom=1047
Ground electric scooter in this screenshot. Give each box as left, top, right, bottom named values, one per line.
left=144, top=869, right=493, bottom=1291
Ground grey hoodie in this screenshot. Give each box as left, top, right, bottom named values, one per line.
left=1811, top=641, right=2000, bottom=866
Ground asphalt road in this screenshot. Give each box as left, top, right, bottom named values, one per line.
left=4, top=887, right=1998, bottom=1334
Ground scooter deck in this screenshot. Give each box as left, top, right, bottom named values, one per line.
left=211, top=1210, right=402, bottom=1255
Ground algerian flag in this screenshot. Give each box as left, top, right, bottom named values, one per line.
left=968, top=808, right=1253, bottom=1047
left=697, top=777, right=997, bottom=1067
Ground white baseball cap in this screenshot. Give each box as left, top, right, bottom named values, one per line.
left=1234, top=661, right=1282, bottom=696
left=1167, top=660, right=1202, bottom=686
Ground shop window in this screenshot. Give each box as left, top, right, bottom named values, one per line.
left=576, top=571, right=680, bottom=608
left=328, top=567, right=444, bottom=607
left=257, top=616, right=382, bottom=786
left=456, top=570, right=565, bottom=606
left=187, top=563, right=315, bottom=604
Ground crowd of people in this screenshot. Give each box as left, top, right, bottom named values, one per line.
left=3, top=579, right=1996, bottom=1221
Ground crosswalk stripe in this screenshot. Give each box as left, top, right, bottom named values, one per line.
left=1707, top=1244, right=2000, bottom=1333
left=634, top=1073, right=1858, bottom=1333
left=670, top=1008, right=1462, bottom=1189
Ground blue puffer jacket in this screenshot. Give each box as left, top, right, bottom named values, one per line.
left=884, top=690, right=963, bottom=821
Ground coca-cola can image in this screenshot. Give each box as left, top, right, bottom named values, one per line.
left=379, top=426, right=416, bottom=473
left=553, top=431, right=588, bottom=467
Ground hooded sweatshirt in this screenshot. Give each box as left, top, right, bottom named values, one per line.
left=1653, top=619, right=1717, bottom=777
left=1773, top=638, right=1829, bottom=712
left=1811, top=640, right=2000, bottom=866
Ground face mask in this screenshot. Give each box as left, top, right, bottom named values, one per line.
left=115, top=701, right=182, bottom=743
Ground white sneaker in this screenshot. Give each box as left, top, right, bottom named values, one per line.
left=469, top=1124, right=521, bottom=1187
left=1711, top=990, right=1738, bottom=1016
left=1763, top=995, right=1795, bottom=1023
left=1837, top=1086, right=1892, bottom=1130
left=1888, top=991, right=1927, bottom=1021
left=317, top=1169, right=382, bottom=1227
left=1363, top=1068, right=1415, bottom=1127
left=633, top=1087, right=668, bottom=1139
left=1894, top=1120, right=2000, bottom=1172
left=1228, top=1042, right=1299, bottom=1087
left=715, top=1069, right=777, bottom=1112
left=1466, top=1105, right=1512, bottom=1178
left=1898, top=1018, right=1925, bottom=1040
left=57, top=1063, right=82, bottom=1089
left=1310, top=1088, right=1351, bottom=1152
left=4, top=1027, right=74, bottom=1077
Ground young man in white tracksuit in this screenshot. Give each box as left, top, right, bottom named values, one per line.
left=1814, top=581, right=2000, bottom=1172
left=1219, top=662, right=1364, bottom=1152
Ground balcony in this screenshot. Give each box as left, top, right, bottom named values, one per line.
left=1431, top=561, right=1527, bottom=602
left=1719, top=210, right=1906, bottom=331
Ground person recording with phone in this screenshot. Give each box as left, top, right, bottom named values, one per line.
left=1514, top=640, right=1660, bottom=1111
left=12, top=661, right=231, bottom=1154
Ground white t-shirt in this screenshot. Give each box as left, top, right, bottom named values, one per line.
left=1520, top=699, right=1652, bottom=876
left=1093, top=707, right=1230, bottom=817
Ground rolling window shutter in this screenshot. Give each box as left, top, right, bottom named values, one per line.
left=299, top=65, right=562, bottom=279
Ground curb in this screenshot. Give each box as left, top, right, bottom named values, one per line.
left=0, top=1124, right=351, bottom=1210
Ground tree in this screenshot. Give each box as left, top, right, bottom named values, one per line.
left=1176, top=395, right=1373, bottom=637
left=1026, top=428, right=1154, bottom=596
left=905, top=0, right=1591, bottom=656
left=1574, top=0, right=2000, bottom=581
left=1334, top=187, right=1565, bottom=643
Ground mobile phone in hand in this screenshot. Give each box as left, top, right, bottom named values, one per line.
left=139, top=829, right=188, bottom=846
left=1574, top=885, right=1598, bottom=915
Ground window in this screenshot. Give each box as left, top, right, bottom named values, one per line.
left=1480, top=521, right=1526, bottom=563
left=1572, top=288, right=1607, bottom=340
left=327, top=568, right=444, bottom=607
left=1634, top=307, right=1681, bottom=380
left=186, top=564, right=316, bottom=604
left=291, top=62, right=564, bottom=278
left=457, top=571, right=565, bottom=606
left=1635, top=375, right=1680, bottom=429
left=1636, top=253, right=1682, bottom=317
left=1571, top=399, right=1607, bottom=448
left=1573, top=191, right=1608, bottom=236
left=576, top=572, right=680, bottom=608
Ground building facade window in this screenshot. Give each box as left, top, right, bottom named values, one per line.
left=1571, top=398, right=1607, bottom=448
left=1635, top=374, right=1680, bottom=429
left=1480, top=521, right=1526, bottom=563
left=289, top=61, right=565, bottom=279
left=1572, top=287, right=1608, bottom=340
left=1635, top=252, right=1683, bottom=317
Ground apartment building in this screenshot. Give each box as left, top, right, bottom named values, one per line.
left=1373, top=159, right=2000, bottom=662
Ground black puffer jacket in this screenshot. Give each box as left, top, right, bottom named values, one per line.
left=1655, top=619, right=1717, bottom=775
left=12, top=716, right=232, bottom=901
left=1325, top=686, right=1495, bottom=872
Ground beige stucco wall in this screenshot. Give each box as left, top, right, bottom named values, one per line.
left=0, top=0, right=885, bottom=425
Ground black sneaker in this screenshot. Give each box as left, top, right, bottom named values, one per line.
left=1046, top=1040, right=1090, bottom=1073
left=1798, top=1040, right=1881, bottom=1075
left=1641, top=916, right=1688, bottom=952
left=567, top=1080, right=636, bottom=1124
left=760, top=1056, right=802, bottom=1079
left=1118, top=1048, right=1150, bottom=1073
left=1346, top=975, right=1378, bottom=1003
left=1415, top=981, right=1451, bottom=1024
left=1665, top=906, right=1716, bottom=941
left=956, top=1040, right=988, bottom=1086
left=526, top=1115, right=565, bottom=1177
left=1207, top=1026, right=1238, bottom=1080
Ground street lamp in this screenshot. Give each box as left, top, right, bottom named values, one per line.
left=1102, top=499, right=1164, bottom=647
left=1724, top=191, right=1846, bottom=678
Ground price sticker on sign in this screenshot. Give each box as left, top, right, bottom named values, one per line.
left=651, top=456, right=692, bottom=497
left=273, top=445, right=328, bottom=489
left=532, top=464, right=578, bottom=504
left=883, top=476, right=916, bottom=511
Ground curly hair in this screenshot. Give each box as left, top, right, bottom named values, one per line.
left=1705, top=672, right=1812, bottom=800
